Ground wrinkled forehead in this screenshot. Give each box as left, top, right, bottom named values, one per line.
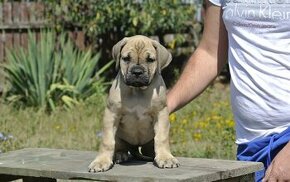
left=121, top=39, right=156, bottom=59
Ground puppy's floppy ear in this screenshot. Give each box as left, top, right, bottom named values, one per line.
left=151, top=40, right=172, bottom=73
left=112, top=37, right=128, bottom=70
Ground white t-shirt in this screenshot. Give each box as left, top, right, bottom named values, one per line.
left=209, top=0, right=290, bottom=144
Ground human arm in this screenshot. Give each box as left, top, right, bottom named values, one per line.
left=167, top=1, right=228, bottom=113
left=262, top=141, right=290, bottom=182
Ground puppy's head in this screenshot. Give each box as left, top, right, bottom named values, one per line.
left=112, top=35, right=172, bottom=88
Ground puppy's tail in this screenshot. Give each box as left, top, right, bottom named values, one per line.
left=129, top=147, right=154, bottom=162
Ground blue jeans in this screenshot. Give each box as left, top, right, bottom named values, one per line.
left=237, top=127, right=290, bottom=182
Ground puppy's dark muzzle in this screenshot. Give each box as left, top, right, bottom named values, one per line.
left=131, top=66, right=144, bottom=77
left=125, top=65, right=149, bottom=87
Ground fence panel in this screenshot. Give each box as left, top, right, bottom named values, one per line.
left=0, top=1, right=85, bottom=63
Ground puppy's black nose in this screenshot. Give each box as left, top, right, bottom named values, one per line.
left=131, top=66, right=144, bottom=76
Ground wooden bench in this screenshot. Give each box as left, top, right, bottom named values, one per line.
left=0, top=148, right=263, bottom=182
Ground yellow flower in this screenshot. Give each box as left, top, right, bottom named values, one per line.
left=193, top=133, right=202, bottom=141
left=182, top=119, right=188, bottom=125
left=55, top=125, right=61, bottom=130
left=226, top=120, right=235, bottom=128
left=212, top=115, right=221, bottom=121
left=169, top=113, right=176, bottom=123
left=199, top=122, right=207, bottom=129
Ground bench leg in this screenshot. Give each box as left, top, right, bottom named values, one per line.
left=0, top=175, right=57, bottom=182
left=23, top=177, right=57, bottom=182
left=0, top=174, right=22, bottom=182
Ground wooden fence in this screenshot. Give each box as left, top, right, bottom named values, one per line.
left=1, top=1, right=43, bottom=62
left=0, top=1, right=86, bottom=63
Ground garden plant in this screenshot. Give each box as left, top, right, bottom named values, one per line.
left=1, top=31, right=112, bottom=111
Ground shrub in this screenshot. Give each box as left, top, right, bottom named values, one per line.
left=2, top=31, right=112, bottom=111
left=47, top=0, right=197, bottom=39
left=46, top=0, right=200, bottom=81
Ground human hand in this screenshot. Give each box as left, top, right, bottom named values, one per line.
left=262, top=142, right=290, bottom=182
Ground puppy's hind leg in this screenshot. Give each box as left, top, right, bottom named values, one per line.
left=128, top=140, right=155, bottom=162
left=141, top=139, right=155, bottom=159
left=114, top=137, right=130, bottom=164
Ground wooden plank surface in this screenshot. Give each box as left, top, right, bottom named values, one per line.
left=0, top=148, right=263, bottom=182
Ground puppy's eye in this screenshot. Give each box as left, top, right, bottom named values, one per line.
left=147, top=57, right=155, bottom=63
left=122, top=56, right=130, bottom=63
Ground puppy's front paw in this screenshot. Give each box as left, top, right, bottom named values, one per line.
left=154, top=153, right=180, bottom=168
left=88, top=156, right=113, bottom=172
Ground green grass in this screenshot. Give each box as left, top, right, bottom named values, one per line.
left=0, top=93, right=106, bottom=153
left=170, top=83, right=236, bottom=159
left=0, top=83, right=236, bottom=160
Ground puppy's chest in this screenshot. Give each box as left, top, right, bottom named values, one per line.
left=117, top=105, right=156, bottom=145
left=120, top=105, right=155, bottom=126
